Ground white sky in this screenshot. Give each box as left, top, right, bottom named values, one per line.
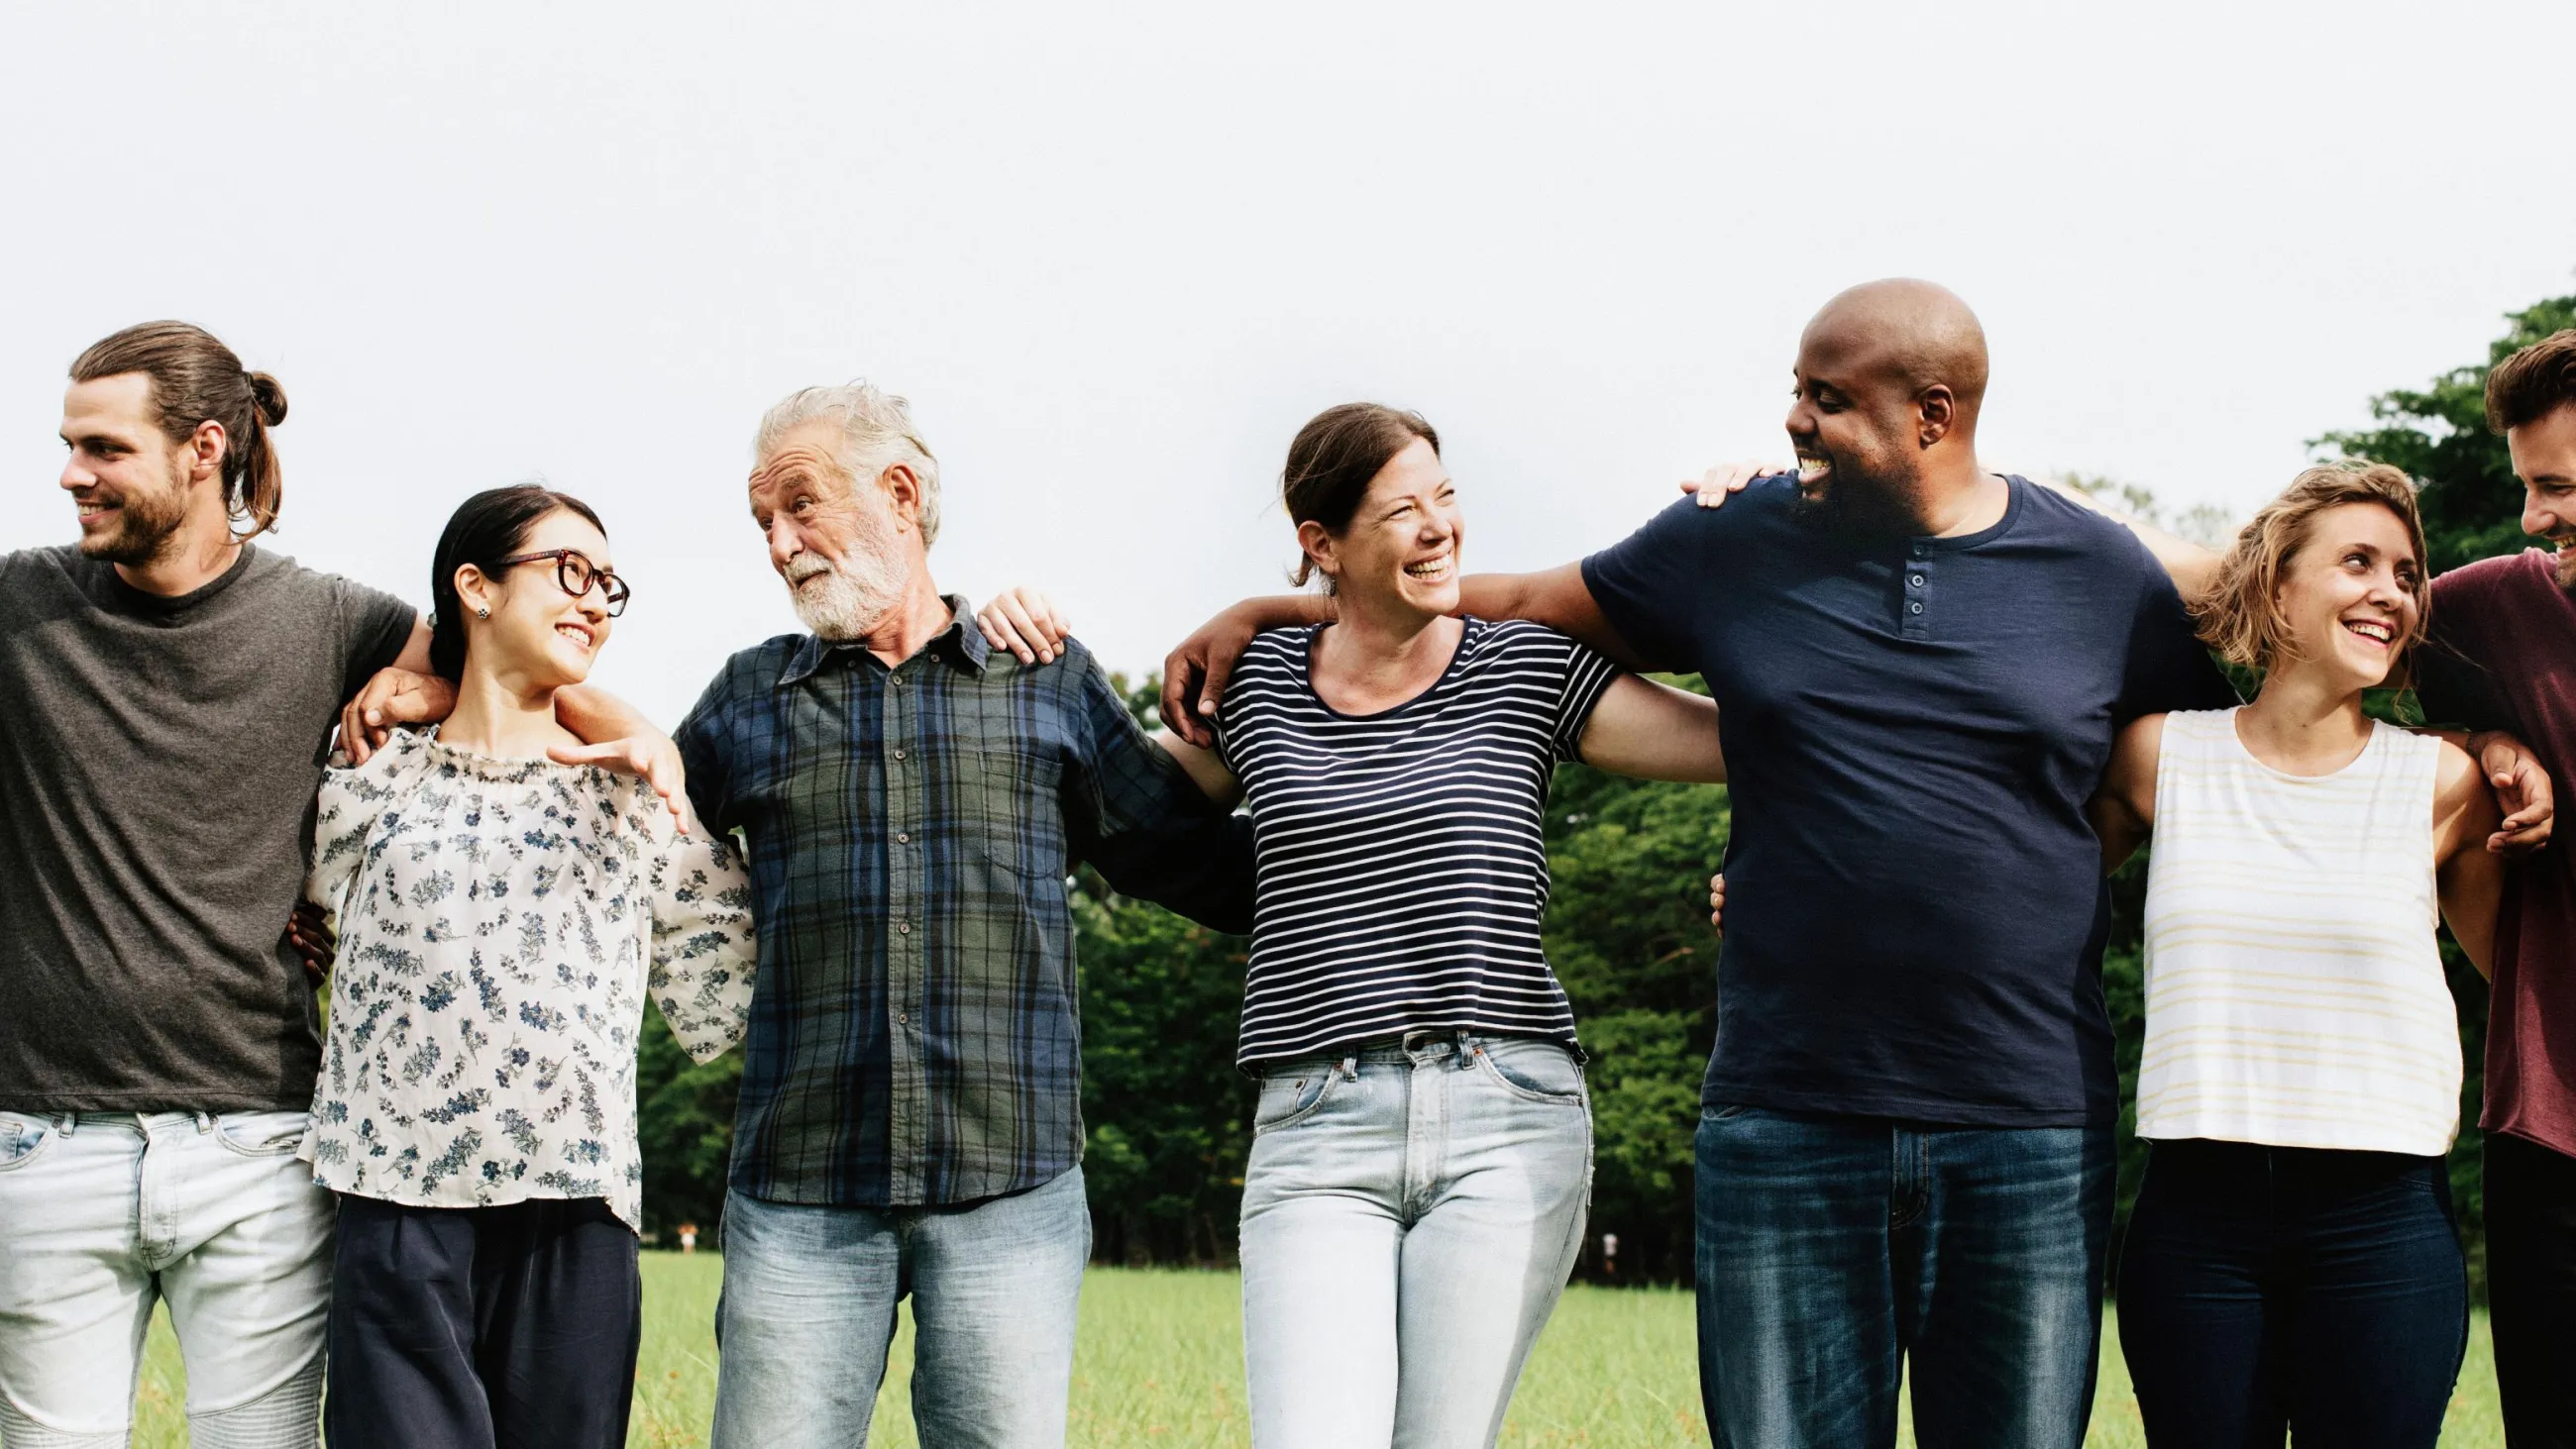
left=6, top=2, right=2570, bottom=727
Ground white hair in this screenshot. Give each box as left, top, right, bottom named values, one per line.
left=754, top=380, right=943, bottom=547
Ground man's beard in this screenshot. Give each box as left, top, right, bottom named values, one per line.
left=77, top=466, right=191, bottom=567
left=2552, top=537, right=2576, bottom=591
left=784, top=547, right=904, bottom=641
left=1788, top=462, right=1916, bottom=539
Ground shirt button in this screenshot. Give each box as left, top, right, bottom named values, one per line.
left=897, top=921, right=912, bottom=935
left=1910, top=544, right=1928, bottom=558
left=897, top=832, right=911, bottom=844
left=1909, top=573, right=1925, bottom=587
left=1908, top=601, right=1925, bottom=615
left=892, top=749, right=906, bottom=762
left=897, top=1012, right=910, bottom=1024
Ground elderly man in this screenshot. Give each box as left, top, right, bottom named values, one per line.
left=677, top=382, right=1252, bottom=1448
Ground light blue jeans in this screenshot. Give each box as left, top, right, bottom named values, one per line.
left=709, top=1166, right=1091, bottom=1449
left=0, top=1110, right=332, bottom=1449
left=1239, top=1032, right=1593, bottom=1449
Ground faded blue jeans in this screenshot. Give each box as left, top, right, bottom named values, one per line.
left=1694, top=1105, right=2114, bottom=1449
left=708, top=1167, right=1090, bottom=1449
left=1239, top=1032, right=1593, bottom=1449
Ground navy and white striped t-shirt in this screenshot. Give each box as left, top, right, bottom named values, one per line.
left=1215, top=617, right=1621, bottom=1067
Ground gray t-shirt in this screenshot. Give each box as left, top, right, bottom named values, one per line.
left=0, top=543, right=416, bottom=1112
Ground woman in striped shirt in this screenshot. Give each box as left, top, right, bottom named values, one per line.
left=981, top=404, right=1726, bottom=1449
left=2087, top=463, right=2503, bottom=1446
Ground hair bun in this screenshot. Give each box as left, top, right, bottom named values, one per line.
left=246, top=371, right=288, bottom=427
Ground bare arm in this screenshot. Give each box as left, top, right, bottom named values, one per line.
left=1149, top=728, right=1242, bottom=808
left=2088, top=714, right=2165, bottom=874
left=2433, top=740, right=2506, bottom=977
left=1576, top=675, right=1725, bottom=783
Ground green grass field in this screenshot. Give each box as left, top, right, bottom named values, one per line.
left=133, top=1255, right=2504, bottom=1446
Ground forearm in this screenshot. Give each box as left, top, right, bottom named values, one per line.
left=555, top=684, right=658, bottom=745
left=1456, top=564, right=1653, bottom=669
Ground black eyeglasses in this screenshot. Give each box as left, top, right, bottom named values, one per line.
left=494, top=549, right=631, bottom=616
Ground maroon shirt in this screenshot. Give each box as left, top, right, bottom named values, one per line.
left=2416, top=549, right=2576, bottom=1158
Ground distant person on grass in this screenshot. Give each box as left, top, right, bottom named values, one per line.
left=674, top=383, right=1255, bottom=1449
left=0, top=324, right=661, bottom=1448
left=301, top=484, right=758, bottom=1449
left=1159, top=280, right=2241, bottom=1448
left=977, top=401, right=1729, bottom=1449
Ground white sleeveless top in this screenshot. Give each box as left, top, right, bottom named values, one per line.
left=2135, top=708, right=2460, bottom=1156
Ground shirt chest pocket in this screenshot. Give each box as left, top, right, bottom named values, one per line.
left=971, top=744, right=1068, bottom=880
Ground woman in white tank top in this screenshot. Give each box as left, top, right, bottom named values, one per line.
left=2089, top=463, right=2504, bottom=1447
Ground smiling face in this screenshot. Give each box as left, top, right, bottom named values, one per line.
left=1300, top=437, right=1461, bottom=617
left=1784, top=322, right=1924, bottom=533
left=747, top=419, right=913, bottom=640
left=2508, top=403, right=2576, bottom=589
left=2271, top=501, right=2425, bottom=690
left=456, top=508, right=615, bottom=690
left=58, top=373, right=201, bottom=566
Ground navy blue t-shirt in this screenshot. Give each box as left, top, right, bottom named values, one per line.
left=1581, top=476, right=2233, bottom=1126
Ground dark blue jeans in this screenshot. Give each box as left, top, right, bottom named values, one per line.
left=1694, top=1105, right=2114, bottom=1449
left=2116, top=1139, right=2466, bottom=1448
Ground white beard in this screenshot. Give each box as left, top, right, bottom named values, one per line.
left=785, top=554, right=903, bottom=641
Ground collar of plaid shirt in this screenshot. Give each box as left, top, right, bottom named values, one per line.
left=678, top=595, right=1253, bottom=1209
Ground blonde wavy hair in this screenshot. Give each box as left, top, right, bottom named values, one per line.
left=2194, top=462, right=2429, bottom=676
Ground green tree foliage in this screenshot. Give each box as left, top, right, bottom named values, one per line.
left=631, top=287, right=2571, bottom=1277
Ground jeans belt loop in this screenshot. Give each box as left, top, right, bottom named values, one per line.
left=195, top=1112, right=213, bottom=1134
left=56, top=1112, right=77, bottom=1137
left=1338, top=1054, right=1358, bottom=1083
left=1456, top=1028, right=1476, bottom=1071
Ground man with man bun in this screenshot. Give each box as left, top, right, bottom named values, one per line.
left=0, top=322, right=427, bottom=1446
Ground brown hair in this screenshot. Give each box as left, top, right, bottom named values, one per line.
left=2195, top=462, right=2429, bottom=675
left=69, top=322, right=286, bottom=539
left=1281, top=403, right=1440, bottom=587
left=2487, top=328, right=2576, bottom=435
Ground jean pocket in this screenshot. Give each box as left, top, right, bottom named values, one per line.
left=0, top=1111, right=53, bottom=1172
left=213, top=1111, right=312, bottom=1158
left=1251, top=1068, right=1337, bottom=1135
left=1475, top=1040, right=1586, bottom=1105
left=1701, top=1102, right=1757, bottom=1123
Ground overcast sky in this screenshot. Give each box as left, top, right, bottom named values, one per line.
left=6, top=3, right=2570, bottom=726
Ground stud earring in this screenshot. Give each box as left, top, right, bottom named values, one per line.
left=475, top=606, right=490, bottom=619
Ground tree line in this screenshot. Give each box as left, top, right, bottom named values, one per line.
left=636, top=285, right=2576, bottom=1290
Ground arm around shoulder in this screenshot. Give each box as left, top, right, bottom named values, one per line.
left=1577, top=675, right=1725, bottom=783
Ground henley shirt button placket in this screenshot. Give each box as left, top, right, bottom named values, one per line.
left=1901, top=549, right=1932, bottom=639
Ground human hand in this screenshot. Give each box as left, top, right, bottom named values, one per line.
left=1678, top=460, right=1788, bottom=510
left=1707, top=873, right=1726, bottom=934
left=2475, top=731, right=2555, bottom=855
left=284, top=900, right=336, bottom=987
left=551, top=735, right=691, bottom=835
left=977, top=586, right=1072, bottom=666
left=1161, top=603, right=1267, bottom=749
left=338, top=668, right=457, bottom=766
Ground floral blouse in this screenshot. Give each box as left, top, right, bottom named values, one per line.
left=299, top=727, right=756, bottom=1232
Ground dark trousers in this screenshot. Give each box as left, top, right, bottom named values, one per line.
left=2116, top=1139, right=2466, bottom=1448
left=2488, top=1131, right=2576, bottom=1447
left=1692, top=1106, right=2115, bottom=1449
left=325, top=1193, right=642, bottom=1449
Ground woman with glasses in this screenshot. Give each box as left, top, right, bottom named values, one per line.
left=298, top=484, right=757, bottom=1449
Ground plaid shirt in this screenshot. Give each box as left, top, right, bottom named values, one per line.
left=676, top=600, right=1253, bottom=1208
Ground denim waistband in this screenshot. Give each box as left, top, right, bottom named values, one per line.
left=1259, top=1031, right=1583, bottom=1076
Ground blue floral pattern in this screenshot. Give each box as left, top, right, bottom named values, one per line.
left=300, top=728, right=756, bottom=1232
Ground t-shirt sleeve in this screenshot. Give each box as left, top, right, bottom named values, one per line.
left=1550, top=637, right=1623, bottom=763
left=1579, top=497, right=1715, bottom=673
left=2414, top=565, right=2520, bottom=732
left=2117, top=548, right=2238, bottom=719
left=331, top=575, right=420, bottom=701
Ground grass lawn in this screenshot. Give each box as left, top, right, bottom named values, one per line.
left=135, top=1255, right=2503, bottom=1446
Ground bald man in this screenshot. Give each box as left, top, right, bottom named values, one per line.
left=1149, top=280, right=2235, bottom=1448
